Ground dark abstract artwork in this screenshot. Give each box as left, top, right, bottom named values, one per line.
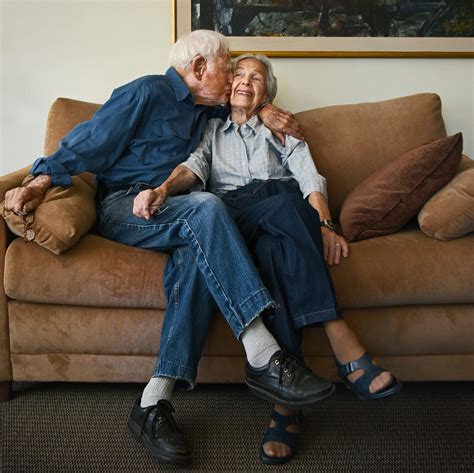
left=191, top=0, right=473, bottom=38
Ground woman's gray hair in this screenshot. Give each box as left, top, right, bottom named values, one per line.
left=170, top=30, right=230, bottom=70
left=233, top=54, right=278, bottom=101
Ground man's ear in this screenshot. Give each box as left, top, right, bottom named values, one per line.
left=191, top=55, right=207, bottom=80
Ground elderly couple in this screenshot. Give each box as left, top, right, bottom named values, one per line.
left=5, top=30, right=401, bottom=465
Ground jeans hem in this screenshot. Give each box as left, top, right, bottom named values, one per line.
left=152, top=360, right=197, bottom=391
left=237, top=298, right=276, bottom=340
left=293, top=307, right=342, bottom=330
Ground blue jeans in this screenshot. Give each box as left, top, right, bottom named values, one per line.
left=222, top=180, right=341, bottom=357
left=96, top=184, right=274, bottom=389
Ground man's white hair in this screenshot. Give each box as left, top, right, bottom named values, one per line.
left=170, top=30, right=230, bottom=70
left=233, top=54, right=278, bottom=101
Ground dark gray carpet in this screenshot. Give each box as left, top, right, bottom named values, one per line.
left=1, top=381, right=473, bottom=472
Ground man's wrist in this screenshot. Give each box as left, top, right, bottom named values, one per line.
left=26, top=174, right=52, bottom=193
left=257, top=100, right=273, bottom=113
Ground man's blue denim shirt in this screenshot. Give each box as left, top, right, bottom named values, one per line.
left=30, top=67, right=227, bottom=188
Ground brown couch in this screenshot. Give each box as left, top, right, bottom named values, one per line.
left=1, top=92, right=473, bottom=402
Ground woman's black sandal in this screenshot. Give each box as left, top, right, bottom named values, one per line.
left=259, top=409, right=304, bottom=465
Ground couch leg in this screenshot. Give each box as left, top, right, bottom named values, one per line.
left=0, top=381, right=13, bottom=401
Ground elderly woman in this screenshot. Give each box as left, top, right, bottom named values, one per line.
left=151, top=54, right=401, bottom=464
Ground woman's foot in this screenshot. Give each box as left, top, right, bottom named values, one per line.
left=323, top=319, right=394, bottom=395
left=259, top=404, right=303, bottom=465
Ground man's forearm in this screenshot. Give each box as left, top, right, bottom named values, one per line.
left=26, top=174, right=53, bottom=194
left=157, top=165, right=200, bottom=197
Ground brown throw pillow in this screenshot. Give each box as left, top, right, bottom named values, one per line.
left=340, top=133, right=463, bottom=242
left=2, top=175, right=96, bottom=254
left=418, top=158, right=474, bottom=241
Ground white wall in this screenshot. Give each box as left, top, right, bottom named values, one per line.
left=1, top=0, right=473, bottom=175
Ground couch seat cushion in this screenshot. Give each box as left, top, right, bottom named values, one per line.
left=5, top=234, right=169, bottom=309
left=328, top=226, right=474, bottom=308
left=5, top=228, right=473, bottom=310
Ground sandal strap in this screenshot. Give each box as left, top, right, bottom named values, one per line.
left=269, top=409, right=304, bottom=427
left=337, top=352, right=389, bottom=397
left=262, top=410, right=303, bottom=451
left=336, top=352, right=384, bottom=379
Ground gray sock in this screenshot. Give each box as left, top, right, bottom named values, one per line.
left=140, top=376, right=176, bottom=408
left=241, top=317, right=280, bottom=368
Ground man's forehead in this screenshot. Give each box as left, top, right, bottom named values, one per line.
left=212, top=52, right=231, bottom=68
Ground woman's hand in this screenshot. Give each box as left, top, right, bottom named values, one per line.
left=258, top=104, right=304, bottom=144
left=321, top=227, right=350, bottom=266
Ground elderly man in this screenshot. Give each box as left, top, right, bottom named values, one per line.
left=4, top=31, right=335, bottom=464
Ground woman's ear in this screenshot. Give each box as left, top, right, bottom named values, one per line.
left=191, top=55, right=207, bottom=80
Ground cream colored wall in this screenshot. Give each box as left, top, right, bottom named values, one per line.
left=1, top=0, right=473, bottom=175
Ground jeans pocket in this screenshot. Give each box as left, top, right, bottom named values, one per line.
left=98, top=189, right=130, bottom=223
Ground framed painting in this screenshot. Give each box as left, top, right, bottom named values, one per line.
left=173, top=0, right=474, bottom=57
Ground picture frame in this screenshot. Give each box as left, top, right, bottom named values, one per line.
left=173, top=0, right=474, bottom=58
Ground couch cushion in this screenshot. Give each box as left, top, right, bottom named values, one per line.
left=2, top=174, right=96, bottom=254
left=328, top=227, right=474, bottom=308
left=4, top=234, right=169, bottom=309
left=339, top=133, right=463, bottom=241
left=295, top=93, right=447, bottom=218
left=418, top=156, right=474, bottom=241
left=9, top=302, right=474, bottom=358
left=5, top=228, right=473, bottom=309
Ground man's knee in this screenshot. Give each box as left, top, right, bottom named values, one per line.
left=187, top=192, right=227, bottom=216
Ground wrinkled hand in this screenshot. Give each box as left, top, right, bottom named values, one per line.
left=3, top=186, right=46, bottom=215
left=133, top=187, right=168, bottom=220
left=321, top=227, right=349, bottom=266
left=259, top=104, right=304, bottom=145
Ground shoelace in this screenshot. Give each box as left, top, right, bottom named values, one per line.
left=140, top=400, right=178, bottom=437
left=274, top=351, right=308, bottom=386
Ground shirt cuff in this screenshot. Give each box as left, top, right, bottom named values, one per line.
left=181, top=157, right=209, bottom=189
left=30, top=157, right=72, bottom=187
left=300, top=178, right=327, bottom=200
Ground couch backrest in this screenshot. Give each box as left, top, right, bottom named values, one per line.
left=45, top=94, right=448, bottom=218
left=295, top=93, right=447, bottom=218
left=44, top=98, right=102, bottom=187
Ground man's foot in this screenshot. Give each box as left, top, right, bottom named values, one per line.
left=128, top=398, right=192, bottom=464
left=246, top=350, right=334, bottom=408
left=259, top=405, right=302, bottom=465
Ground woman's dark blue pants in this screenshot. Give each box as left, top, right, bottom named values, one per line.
left=222, top=179, right=342, bottom=358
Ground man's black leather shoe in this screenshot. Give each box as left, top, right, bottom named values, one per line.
left=246, top=350, right=335, bottom=408
left=128, top=398, right=192, bottom=464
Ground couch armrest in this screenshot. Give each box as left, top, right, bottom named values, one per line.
left=0, top=166, right=31, bottom=387
left=0, top=217, right=12, bottom=385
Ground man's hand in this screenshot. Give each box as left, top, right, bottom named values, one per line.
left=321, top=227, right=349, bottom=266
left=133, top=186, right=168, bottom=220
left=258, top=103, right=304, bottom=145
left=3, top=175, right=52, bottom=215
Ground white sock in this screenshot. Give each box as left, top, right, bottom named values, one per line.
left=241, top=317, right=280, bottom=368
left=140, top=376, right=176, bottom=408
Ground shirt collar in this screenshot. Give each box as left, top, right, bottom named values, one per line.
left=166, top=67, right=193, bottom=102
left=222, top=114, right=261, bottom=133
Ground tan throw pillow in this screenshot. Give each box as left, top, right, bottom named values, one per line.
left=418, top=158, right=474, bottom=241
left=2, top=175, right=96, bottom=254
left=340, top=133, right=463, bottom=242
